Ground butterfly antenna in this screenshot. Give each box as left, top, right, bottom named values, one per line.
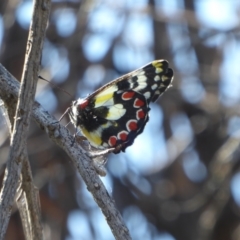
left=38, top=75, right=73, bottom=98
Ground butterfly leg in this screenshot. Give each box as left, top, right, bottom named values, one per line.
left=87, top=147, right=115, bottom=158
left=71, top=127, right=79, bottom=147
left=59, top=107, right=71, bottom=122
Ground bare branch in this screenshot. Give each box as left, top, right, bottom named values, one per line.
left=0, top=0, right=51, bottom=239
left=3, top=100, right=43, bottom=240
left=0, top=65, right=131, bottom=239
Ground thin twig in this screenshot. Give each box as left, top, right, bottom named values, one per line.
left=0, top=0, right=51, bottom=239
left=17, top=151, right=43, bottom=240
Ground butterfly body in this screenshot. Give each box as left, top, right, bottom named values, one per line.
left=69, top=60, right=173, bottom=153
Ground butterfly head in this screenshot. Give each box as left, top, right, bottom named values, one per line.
left=70, top=98, right=90, bottom=127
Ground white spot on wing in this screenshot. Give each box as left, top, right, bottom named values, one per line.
left=155, top=68, right=163, bottom=73
left=137, top=75, right=147, bottom=82
left=106, top=104, right=126, bottom=120
left=133, top=82, right=147, bottom=91
left=127, top=79, right=134, bottom=88
left=144, top=91, right=151, bottom=99
left=151, top=84, right=158, bottom=90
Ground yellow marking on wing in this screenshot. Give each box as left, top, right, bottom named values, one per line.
left=94, top=93, right=114, bottom=107
left=81, top=127, right=102, bottom=147
left=102, top=121, right=118, bottom=128
left=152, top=61, right=163, bottom=73
left=94, top=85, right=118, bottom=107
left=162, top=75, right=170, bottom=81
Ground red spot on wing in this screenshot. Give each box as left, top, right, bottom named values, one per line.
left=122, top=91, right=135, bottom=100
left=136, top=109, right=145, bottom=119
left=79, top=99, right=89, bottom=109
left=108, top=136, right=117, bottom=147
left=118, top=131, right=128, bottom=141
left=127, top=120, right=138, bottom=131
left=134, top=98, right=145, bottom=108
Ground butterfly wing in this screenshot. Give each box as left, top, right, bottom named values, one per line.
left=70, top=60, right=173, bottom=152
left=70, top=90, right=149, bottom=152
left=93, top=90, right=149, bottom=152
left=89, top=59, right=173, bottom=104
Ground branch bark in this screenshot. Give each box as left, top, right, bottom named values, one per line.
left=3, top=99, right=43, bottom=240
left=0, top=67, right=131, bottom=239
left=0, top=0, right=51, bottom=239
left=16, top=152, right=43, bottom=240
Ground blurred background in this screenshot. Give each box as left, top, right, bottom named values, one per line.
left=1, top=0, right=240, bottom=239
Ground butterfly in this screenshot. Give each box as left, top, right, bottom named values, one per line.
left=68, top=60, right=173, bottom=154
